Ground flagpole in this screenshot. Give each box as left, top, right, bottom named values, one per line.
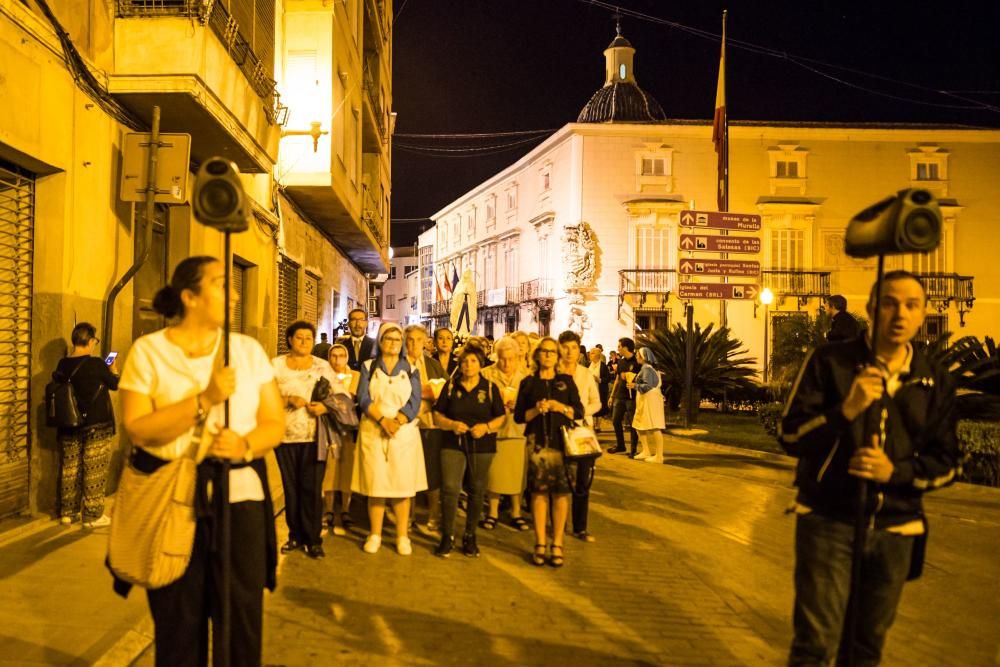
left=718, top=10, right=729, bottom=327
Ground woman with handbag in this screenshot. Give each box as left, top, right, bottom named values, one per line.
left=432, top=346, right=506, bottom=558
left=352, top=322, right=426, bottom=555
left=632, top=347, right=666, bottom=463
left=322, top=343, right=360, bottom=536
left=557, top=331, right=602, bottom=543
left=118, top=255, right=284, bottom=666
left=514, top=336, right=584, bottom=568
left=481, top=336, right=530, bottom=532
left=272, top=320, right=336, bottom=559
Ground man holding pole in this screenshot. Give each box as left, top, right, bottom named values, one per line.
left=779, top=270, right=959, bottom=666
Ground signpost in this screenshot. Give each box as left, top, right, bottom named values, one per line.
left=680, top=209, right=761, bottom=231
left=678, top=282, right=759, bottom=301
left=679, top=259, right=759, bottom=277
left=680, top=234, right=761, bottom=254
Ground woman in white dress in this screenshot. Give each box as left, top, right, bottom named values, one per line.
left=352, top=322, right=426, bottom=555
left=632, top=347, right=666, bottom=463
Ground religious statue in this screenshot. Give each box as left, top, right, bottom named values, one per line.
left=562, top=222, right=597, bottom=289
left=450, top=269, right=478, bottom=338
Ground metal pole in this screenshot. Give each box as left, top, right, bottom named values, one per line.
left=763, top=304, right=769, bottom=382
left=219, top=232, right=233, bottom=667
left=102, top=106, right=160, bottom=357
left=683, top=303, right=695, bottom=429
left=843, top=254, right=885, bottom=665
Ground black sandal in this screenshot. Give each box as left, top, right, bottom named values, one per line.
left=532, top=544, right=547, bottom=567
left=549, top=544, right=564, bottom=568
left=479, top=516, right=498, bottom=530
left=511, top=516, right=530, bottom=531
left=341, top=512, right=354, bottom=529
left=322, top=512, right=335, bottom=528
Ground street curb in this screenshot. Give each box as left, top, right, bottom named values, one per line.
left=94, top=617, right=154, bottom=667
left=663, top=431, right=796, bottom=465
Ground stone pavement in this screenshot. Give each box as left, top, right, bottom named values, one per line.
left=3, top=433, right=998, bottom=666
left=259, top=434, right=1000, bottom=667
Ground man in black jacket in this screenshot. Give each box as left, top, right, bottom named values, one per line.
left=336, top=308, right=375, bottom=371
left=780, top=271, right=959, bottom=665
left=825, top=294, right=861, bottom=342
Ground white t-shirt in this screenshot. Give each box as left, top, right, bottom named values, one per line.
left=272, top=355, right=335, bottom=443
left=119, top=329, right=274, bottom=501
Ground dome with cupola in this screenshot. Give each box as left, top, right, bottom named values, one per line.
left=577, top=27, right=666, bottom=124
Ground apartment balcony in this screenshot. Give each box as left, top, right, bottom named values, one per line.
left=110, top=0, right=284, bottom=173
left=519, top=279, right=555, bottom=303
left=915, top=272, right=975, bottom=325
left=362, top=65, right=389, bottom=151
left=431, top=300, right=450, bottom=317
left=618, top=269, right=677, bottom=317
left=363, top=0, right=390, bottom=55
left=761, top=270, right=831, bottom=306
left=506, top=285, right=521, bottom=305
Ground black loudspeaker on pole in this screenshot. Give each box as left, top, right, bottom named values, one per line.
left=192, top=157, right=250, bottom=667
left=839, top=188, right=941, bottom=666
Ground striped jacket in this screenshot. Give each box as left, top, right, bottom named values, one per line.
left=779, top=338, right=959, bottom=528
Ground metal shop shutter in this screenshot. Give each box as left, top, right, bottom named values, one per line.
left=277, top=257, right=299, bottom=353
left=0, top=161, right=34, bottom=519
left=231, top=261, right=246, bottom=334
left=303, top=272, right=319, bottom=329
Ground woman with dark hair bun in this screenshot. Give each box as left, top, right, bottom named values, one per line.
left=118, top=255, right=284, bottom=665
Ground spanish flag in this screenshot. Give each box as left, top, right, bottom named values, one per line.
left=442, top=267, right=452, bottom=295
left=435, top=273, right=444, bottom=302
left=712, top=11, right=728, bottom=212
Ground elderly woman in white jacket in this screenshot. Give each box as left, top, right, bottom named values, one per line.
left=632, top=346, right=666, bottom=463
left=556, top=331, right=602, bottom=543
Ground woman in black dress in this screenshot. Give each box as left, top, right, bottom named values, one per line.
left=514, top=336, right=583, bottom=567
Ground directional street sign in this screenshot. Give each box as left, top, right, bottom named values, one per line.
left=680, top=234, right=761, bottom=254
left=680, top=210, right=762, bottom=231
left=678, top=282, right=759, bottom=301
left=678, top=259, right=760, bottom=277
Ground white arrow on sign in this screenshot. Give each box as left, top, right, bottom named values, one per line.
left=681, top=211, right=694, bottom=225
left=680, top=261, right=694, bottom=272
left=745, top=285, right=757, bottom=300
left=680, top=236, right=694, bottom=249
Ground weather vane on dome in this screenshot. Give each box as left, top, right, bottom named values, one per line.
left=614, top=11, right=622, bottom=36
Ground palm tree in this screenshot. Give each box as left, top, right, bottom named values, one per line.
left=925, top=333, right=1000, bottom=421
left=637, top=324, right=757, bottom=423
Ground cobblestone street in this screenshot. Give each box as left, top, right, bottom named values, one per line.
left=259, top=435, right=1000, bottom=667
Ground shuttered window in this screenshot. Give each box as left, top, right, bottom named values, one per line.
left=277, top=258, right=299, bottom=353
left=0, top=160, right=33, bottom=519
left=303, top=272, right=319, bottom=327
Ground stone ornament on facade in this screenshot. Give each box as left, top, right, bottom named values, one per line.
left=562, top=221, right=598, bottom=290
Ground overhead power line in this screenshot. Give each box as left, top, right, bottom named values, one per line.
left=578, top=0, right=1000, bottom=115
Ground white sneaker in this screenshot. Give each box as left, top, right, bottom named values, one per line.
left=396, top=536, right=412, bottom=556
left=332, top=525, right=347, bottom=537
left=363, top=534, right=382, bottom=554
left=634, top=452, right=651, bottom=461
left=83, top=515, right=111, bottom=528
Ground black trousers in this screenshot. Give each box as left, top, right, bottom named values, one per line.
left=611, top=398, right=637, bottom=451
left=571, top=457, right=596, bottom=533
left=146, top=501, right=267, bottom=667
left=275, top=441, right=324, bottom=546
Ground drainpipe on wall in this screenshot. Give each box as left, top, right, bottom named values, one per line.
left=102, top=106, right=161, bottom=357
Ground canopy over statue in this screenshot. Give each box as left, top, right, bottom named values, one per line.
left=450, top=269, right=477, bottom=337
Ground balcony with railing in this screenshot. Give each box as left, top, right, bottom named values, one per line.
left=362, top=64, right=389, bottom=150
left=519, top=279, right=555, bottom=303
left=506, top=285, right=521, bottom=305
left=761, top=270, right=831, bottom=305
left=110, top=0, right=284, bottom=172
left=618, top=270, right=677, bottom=316
left=915, top=272, right=975, bottom=325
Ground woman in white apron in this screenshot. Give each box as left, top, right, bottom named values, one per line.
left=632, top=347, right=666, bottom=463
left=352, top=322, right=427, bottom=555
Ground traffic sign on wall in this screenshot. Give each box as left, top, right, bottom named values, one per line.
left=678, top=259, right=760, bottom=277
left=677, top=282, right=760, bottom=300
left=680, top=234, right=761, bottom=254
left=679, top=210, right=762, bottom=231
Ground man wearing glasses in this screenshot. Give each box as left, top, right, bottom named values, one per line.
left=336, top=308, right=375, bottom=371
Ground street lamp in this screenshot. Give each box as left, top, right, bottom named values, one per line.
left=760, top=287, right=774, bottom=382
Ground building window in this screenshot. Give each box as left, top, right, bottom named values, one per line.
left=917, top=314, right=947, bottom=344
left=635, top=311, right=670, bottom=334
left=410, top=296, right=417, bottom=309
left=771, top=229, right=805, bottom=270
left=776, top=160, right=799, bottom=178
left=916, top=162, right=940, bottom=181
left=506, top=186, right=518, bottom=211
left=385, top=295, right=395, bottom=309
left=542, top=171, right=551, bottom=190
left=504, top=238, right=519, bottom=286
left=389, top=265, right=397, bottom=279
left=635, top=225, right=671, bottom=269
left=486, top=196, right=496, bottom=224
left=641, top=158, right=666, bottom=176
left=467, top=211, right=475, bottom=238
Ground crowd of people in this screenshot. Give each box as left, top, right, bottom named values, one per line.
left=50, top=255, right=959, bottom=666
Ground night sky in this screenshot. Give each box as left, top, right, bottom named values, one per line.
left=389, top=0, right=1000, bottom=246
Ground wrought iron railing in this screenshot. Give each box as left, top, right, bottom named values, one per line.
left=505, top=285, right=520, bottom=305
left=362, top=66, right=387, bottom=143
left=519, top=279, right=555, bottom=302
left=914, top=273, right=975, bottom=304
left=361, top=183, right=386, bottom=247
left=761, top=270, right=831, bottom=298
left=619, top=269, right=678, bottom=295
left=115, top=0, right=286, bottom=125
left=431, top=300, right=450, bottom=317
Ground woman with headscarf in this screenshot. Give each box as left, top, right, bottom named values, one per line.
left=632, top=347, right=666, bottom=463
left=321, top=343, right=360, bottom=536
left=352, top=322, right=426, bottom=555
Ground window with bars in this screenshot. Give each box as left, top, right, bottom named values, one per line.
left=635, top=225, right=670, bottom=268
left=917, top=314, right=947, bottom=343
left=303, top=272, right=319, bottom=327
left=277, top=258, right=299, bottom=352
left=770, top=229, right=805, bottom=270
